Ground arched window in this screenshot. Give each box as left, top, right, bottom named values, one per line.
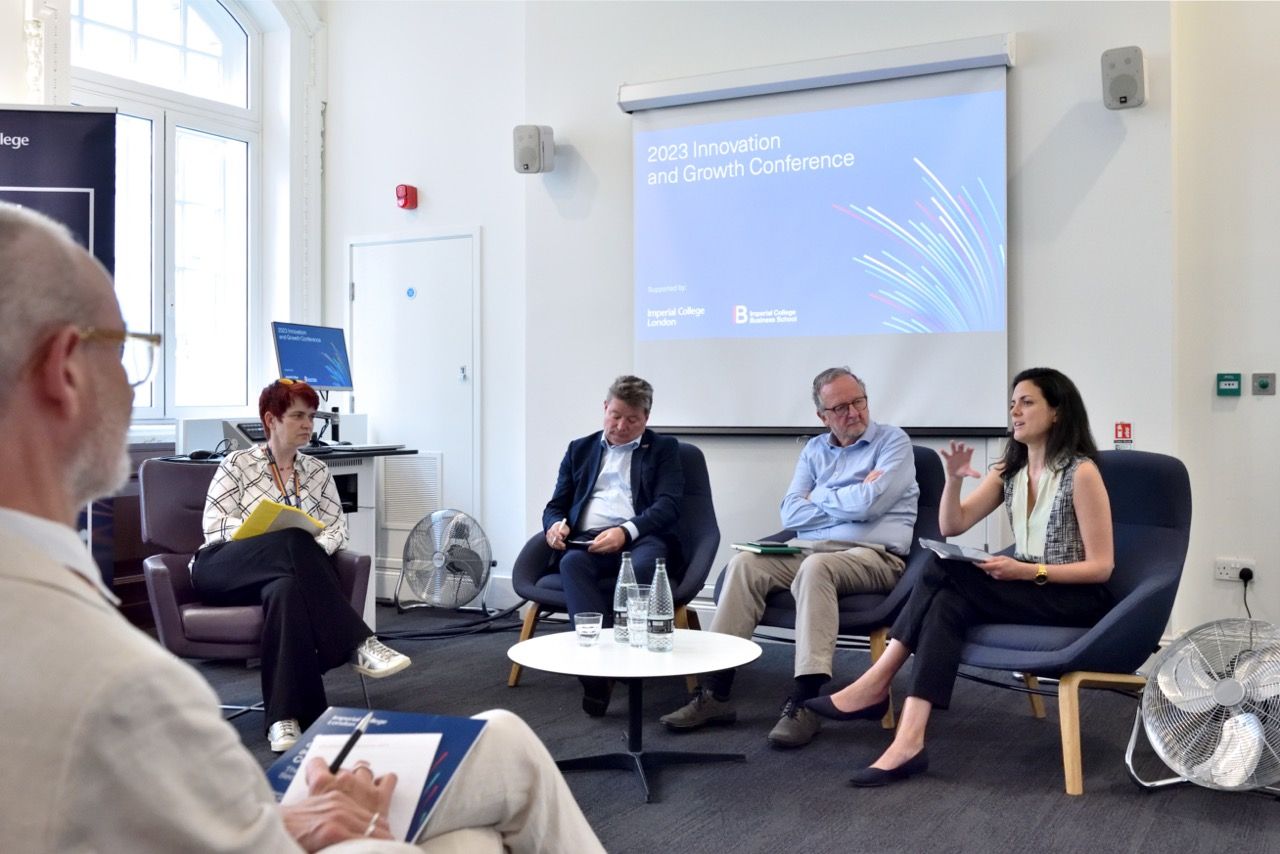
left=71, top=0, right=259, bottom=419
left=72, top=0, right=248, bottom=107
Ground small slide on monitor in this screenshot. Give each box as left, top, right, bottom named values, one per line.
left=272, top=322, right=354, bottom=392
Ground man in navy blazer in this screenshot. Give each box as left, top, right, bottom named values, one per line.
left=542, top=376, right=684, bottom=713
left=542, top=375, right=684, bottom=612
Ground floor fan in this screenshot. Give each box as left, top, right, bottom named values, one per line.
left=395, top=509, right=494, bottom=614
left=1127, top=618, right=1280, bottom=793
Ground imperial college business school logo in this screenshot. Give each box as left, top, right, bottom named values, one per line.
left=734, top=305, right=748, bottom=324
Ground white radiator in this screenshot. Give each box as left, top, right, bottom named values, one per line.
left=376, top=453, right=443, bottom=592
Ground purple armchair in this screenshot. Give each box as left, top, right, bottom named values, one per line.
left=139, top=458, right=372, bottom=711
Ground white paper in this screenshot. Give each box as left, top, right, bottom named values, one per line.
left=280, top=732, right=441, bottom=841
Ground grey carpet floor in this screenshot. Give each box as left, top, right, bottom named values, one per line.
left=197, top=606, right=1279, bottom=853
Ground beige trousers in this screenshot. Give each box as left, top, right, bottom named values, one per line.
left=710, top=546, right=904, bottom=677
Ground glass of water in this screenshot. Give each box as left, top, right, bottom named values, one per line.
left=574, top=612, right=603, bottom=646
left=627, top=584, right=651, bottom=648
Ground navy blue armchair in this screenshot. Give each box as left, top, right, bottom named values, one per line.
left=713, top=444, right=946, bottom=727
left=508, top=441, right=720, bottom=687
left=957, top=450, right=1192, bottom=794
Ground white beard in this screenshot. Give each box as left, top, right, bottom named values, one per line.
left=68, top=444, right=132, bottom=506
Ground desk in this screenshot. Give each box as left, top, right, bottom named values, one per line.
left=507, top=629, right=760, bottom=801
left=296, top=447, right=418, bottom=628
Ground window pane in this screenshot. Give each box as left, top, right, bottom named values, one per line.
left=80, top=0, right=133, bottom=30
left=136, top=39, right=183, bottom=88
left=114, top=114, right=156, bottom=409
left=173, top=126, right=247, bottom=407
left=77, top=22, right=134, bottom=74
left=71, top=0, right=248, bottom=108
left=185, top=4, right=222, bottom=55
left=136, top=0, right=182, bottom=43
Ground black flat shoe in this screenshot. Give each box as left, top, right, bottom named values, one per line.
left=804, top=694, right=890, bottom=722
left=580, top=677, right=615, bottom=717
left=848, top=748, right=929, bottom=787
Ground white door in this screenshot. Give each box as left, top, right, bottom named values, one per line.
left=349, top=233, right=479, bottom=519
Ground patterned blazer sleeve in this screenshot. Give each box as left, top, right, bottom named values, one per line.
left=308, top=464, right=350, bottom=555
left=201, top=456, right=247, bottom=546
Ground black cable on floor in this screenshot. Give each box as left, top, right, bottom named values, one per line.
left=375, top=600, right=528, bottom=641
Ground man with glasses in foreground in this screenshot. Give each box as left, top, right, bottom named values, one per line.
left=0, top=203, right=604, bottom=853
left=661, top=367, right=918, bottom=748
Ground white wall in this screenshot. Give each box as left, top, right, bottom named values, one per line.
left=317, top=0, right=1187, bottom=613
left=320, top=1, right=528, bottom=597
left=1172, top=1, right=1280, bottom=630
left=520, top=2, right=1175, bottom=595
left=4, top=0, right=1267, bottom=633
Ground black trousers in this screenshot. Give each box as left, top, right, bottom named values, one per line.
left=890, top=558, right=1114, bottom=710
left=191, top=528, right=372, bottom=730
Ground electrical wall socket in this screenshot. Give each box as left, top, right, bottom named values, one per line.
left=1214, top=558, right=1253, bottom=582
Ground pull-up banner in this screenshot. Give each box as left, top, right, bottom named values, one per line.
left=0, top=106, right=116, bottom=273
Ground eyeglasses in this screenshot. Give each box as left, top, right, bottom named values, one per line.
left=78, top=328, right=162, bottom=387
left=820, top=396, right=869, bottom=418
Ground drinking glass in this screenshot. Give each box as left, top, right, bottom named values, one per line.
left=574, top=612, right=603, bottom=646
left=627, top=584, right=651, bottom=648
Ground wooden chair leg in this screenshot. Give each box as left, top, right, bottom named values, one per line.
left=1057, top=671, right=1146, bottom=796
left=675, top=605, right=700, bottom=692
left=868, top=627, right=896, bottom=729
left=507, top=605, right=541, bottom=687
left=1023, top=674, right=1047, bottom=719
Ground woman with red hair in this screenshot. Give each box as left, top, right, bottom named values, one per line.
left=191, top=379, right=410, bottom=752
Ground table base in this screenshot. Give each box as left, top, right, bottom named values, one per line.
left=555, top=676, right=745, bottom=802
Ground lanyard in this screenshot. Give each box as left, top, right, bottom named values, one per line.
left=265, top=448, right=301, bottom=508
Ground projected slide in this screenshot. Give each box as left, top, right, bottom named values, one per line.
left=634, top=90, right=1005, bottom=342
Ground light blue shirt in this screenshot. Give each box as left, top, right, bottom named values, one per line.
left=780, top=421, right=919, bottom=556
left=581, top=436, right=642, bottom=539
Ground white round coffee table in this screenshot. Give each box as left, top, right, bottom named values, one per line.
left=508, top=628, right=760, bottom=802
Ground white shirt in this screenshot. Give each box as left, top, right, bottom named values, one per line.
left=0, top=507, right=117, bottom=604
left=1010, top=464, right=1065, bottom=561
left=580, top=436, right=641, bottom=539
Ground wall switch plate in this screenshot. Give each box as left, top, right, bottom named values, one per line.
left=1252, top=373, right=1276, bottom=395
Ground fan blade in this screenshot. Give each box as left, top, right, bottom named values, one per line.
left=1237, top=656, right=1280, bottom=702
left=1188, top=712, right=1266, bottom=789
left=1156, top=652, right=1219, bottom=714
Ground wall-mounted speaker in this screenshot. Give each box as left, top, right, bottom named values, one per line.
left=513, top=125, right=555, bottom=174
left=1101, top=46, right=1146, bottom=110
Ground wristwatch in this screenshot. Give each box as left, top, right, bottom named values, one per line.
left=1034, top=564, right=1049, bottom=586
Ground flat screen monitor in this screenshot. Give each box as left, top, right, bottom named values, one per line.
left=271, top=322, right=354, bottom=391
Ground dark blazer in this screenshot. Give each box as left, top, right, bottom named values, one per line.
left=541, top=428, right=684, bottom=549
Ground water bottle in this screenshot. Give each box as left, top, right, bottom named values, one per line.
left=647, top=559, right=675, bottom=652
left=612, top=552, right=636, bottom=643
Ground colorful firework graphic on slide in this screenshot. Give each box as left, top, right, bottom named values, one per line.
left=835, top=158, right=1006, bottom=333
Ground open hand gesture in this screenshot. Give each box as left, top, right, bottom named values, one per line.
left=939, top=441, right=982, bottom=481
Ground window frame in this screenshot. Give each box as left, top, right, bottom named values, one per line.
left=69, top=0, right=263, bottom=422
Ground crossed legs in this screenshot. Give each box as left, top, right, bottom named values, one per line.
left=818, top=559, right=1113, bottom=777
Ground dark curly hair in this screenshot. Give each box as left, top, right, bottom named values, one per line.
left=998, top=367, right=1097, bottom=480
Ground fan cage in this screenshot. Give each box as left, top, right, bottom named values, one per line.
left=1142, top=619, right=1280, bottom=791
left=400, top=510, right=493, bottom=609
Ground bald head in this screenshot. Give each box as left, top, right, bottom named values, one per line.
left=0, top=204, right=113, bottom=413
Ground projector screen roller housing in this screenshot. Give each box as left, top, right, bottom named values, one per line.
left=632, top=65, right=1008, bottom=431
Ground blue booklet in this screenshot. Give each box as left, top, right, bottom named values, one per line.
left=266, top=706, right=486, bottom=842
